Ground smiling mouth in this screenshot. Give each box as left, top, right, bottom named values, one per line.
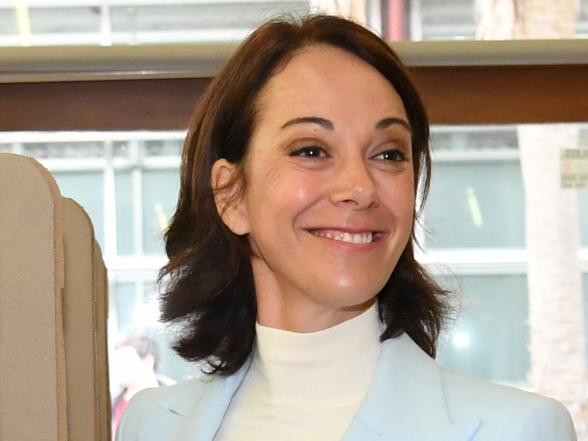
left=309, top=229, right=379, bottom=244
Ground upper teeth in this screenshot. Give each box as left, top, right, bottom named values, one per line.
left=311, top=230, right=373, bottom=244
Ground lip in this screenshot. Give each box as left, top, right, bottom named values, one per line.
left=305, top=227, right=385, bottom=246
left=308, top=227, right=384, bottom=234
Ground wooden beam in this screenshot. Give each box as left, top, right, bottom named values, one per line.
left=410, top=64, right=588, bottom=124
left=1, top=64, right=587, bottom=131
left=0, top=78, right=208, bottom=131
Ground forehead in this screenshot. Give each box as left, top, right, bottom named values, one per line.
left=255, top=45, right=407, bottom=123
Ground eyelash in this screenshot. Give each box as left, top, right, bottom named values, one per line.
left=290, top=145, right=328, bottom=158
left=289, top=145, right=410, bottom=162
left=372, top=149, right=409, bottom=162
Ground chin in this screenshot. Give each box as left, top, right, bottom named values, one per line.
left=314, top=281, right=383, bottom=309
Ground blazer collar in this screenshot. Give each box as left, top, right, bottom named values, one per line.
left=342, top=333, right=480, bottom=441
left=154, top=334, right=480, bottom=441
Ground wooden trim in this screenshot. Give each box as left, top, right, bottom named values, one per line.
left=0, top=79, right=209, bottom=131
left=410, top=64, right=588, bottom=124
left=1, top=64, right=587, bottom=131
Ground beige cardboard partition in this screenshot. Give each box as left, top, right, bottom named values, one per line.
left=0, top=153, right=110, bottom=441
left=93, top=240, right=111, bottom=441
left=0, top=153, right=67, bottom=441
left=62, top=198, right=111, bottom=441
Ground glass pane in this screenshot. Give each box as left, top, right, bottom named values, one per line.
left=437, top=270, right=588, bottom=386
left=577, top=124, right=588, bottom=245
left=110, top=2, right=309, bottom=44
left=585, top=275, right=588, bottom=358
left=52, top=170, right=105, bottom=249
left=30, top=7, right=100, bottom=34
left=143, top=139, right=182, bottom=157
left=115, top=170, right=135, bottom=255
left=424, top=125, right=524, bottom=249
left=436, top=274, right=530, bottom=383
left=581, top=194, right=588, bottom=247
left=426, top=123, right=588, bottom=249
left=142, top=169, right=180, bottom=254
left=424, top=160, right=525, bottom=248
left=23, top=140, right=104, bottom=159
left=431, top=126, right=518, bottom=151
left=113, top=140, right=131, bottom=158
left=114, top=281, right=138, bottom=333
left=0, top=9, right=16, bottom=35
left=415, top=0, right=475, bottom=40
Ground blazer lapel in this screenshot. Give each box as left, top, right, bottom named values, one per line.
left=153, top=358, right=252, bottom=441
left=342, top=334, right=481, bottom=441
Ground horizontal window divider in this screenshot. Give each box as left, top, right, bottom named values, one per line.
left=423, top=261, right=528, bottom=276
left=0, top=130, right=185, bottom=143
left=2, top=40, right=588, bottom=84
left=431, top=150, right=521, bottom=162
left=419, top=248, right=588, bottom=275
left=141, top=157, right=181, bottom=168
left=105, top=255, right=167, bottom=272
left=32, top=157, right=178, bottom=171
left=39, top=158, right=107, bottom=171
left=104, top=249, right=588, bottom=277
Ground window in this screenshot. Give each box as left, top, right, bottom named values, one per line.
left=424, top=124, right=588, bottom=388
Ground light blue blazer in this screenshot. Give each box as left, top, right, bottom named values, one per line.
left=116, top=334, right=576, bottom=441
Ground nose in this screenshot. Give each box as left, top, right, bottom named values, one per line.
left=329, top=158, right=378, bottom=209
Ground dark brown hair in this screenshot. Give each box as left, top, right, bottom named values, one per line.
left=159, top=14, right=449, bottom=375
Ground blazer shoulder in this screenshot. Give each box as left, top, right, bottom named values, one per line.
left=499, top=393, right=577, bottom=440
left=115, top=376, right=219, bottom=441
left=115, top=387, right=157, bottom=441
left=440, top=369, right=576, bottom=440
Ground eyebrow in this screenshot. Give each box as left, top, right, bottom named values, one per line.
left=375, top=117, right=413, bottom=134
left=281, top=116, right=334, bottom=130
left=280, top=116, right=412, bottom=133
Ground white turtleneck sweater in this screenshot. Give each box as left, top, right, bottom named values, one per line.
left=213, top=303, right=383, bottom=441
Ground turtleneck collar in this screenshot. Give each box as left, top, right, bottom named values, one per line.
left=252, top=302, right=383, bottom=405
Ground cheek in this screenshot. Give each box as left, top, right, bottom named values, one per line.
left=292, top=181, right=319, bottom=206
left=254, top=170, right=322, bottom=216
left=383, top=178, right=415, bottom=226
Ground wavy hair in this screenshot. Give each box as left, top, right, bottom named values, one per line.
left=159, top=14, right=449, bottom=375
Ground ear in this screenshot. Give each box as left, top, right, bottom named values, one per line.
left=211, top=158, right=250, bottom=236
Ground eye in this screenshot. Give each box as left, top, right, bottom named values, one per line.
left=372, top=148, right=409, bottom=162
left=290, top=145, right=328, bottom=158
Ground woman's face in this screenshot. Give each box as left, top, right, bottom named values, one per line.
left=216, top=45, right=415, bottom=330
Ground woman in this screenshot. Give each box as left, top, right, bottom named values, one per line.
left=116, top=15, right=576, bottom=441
